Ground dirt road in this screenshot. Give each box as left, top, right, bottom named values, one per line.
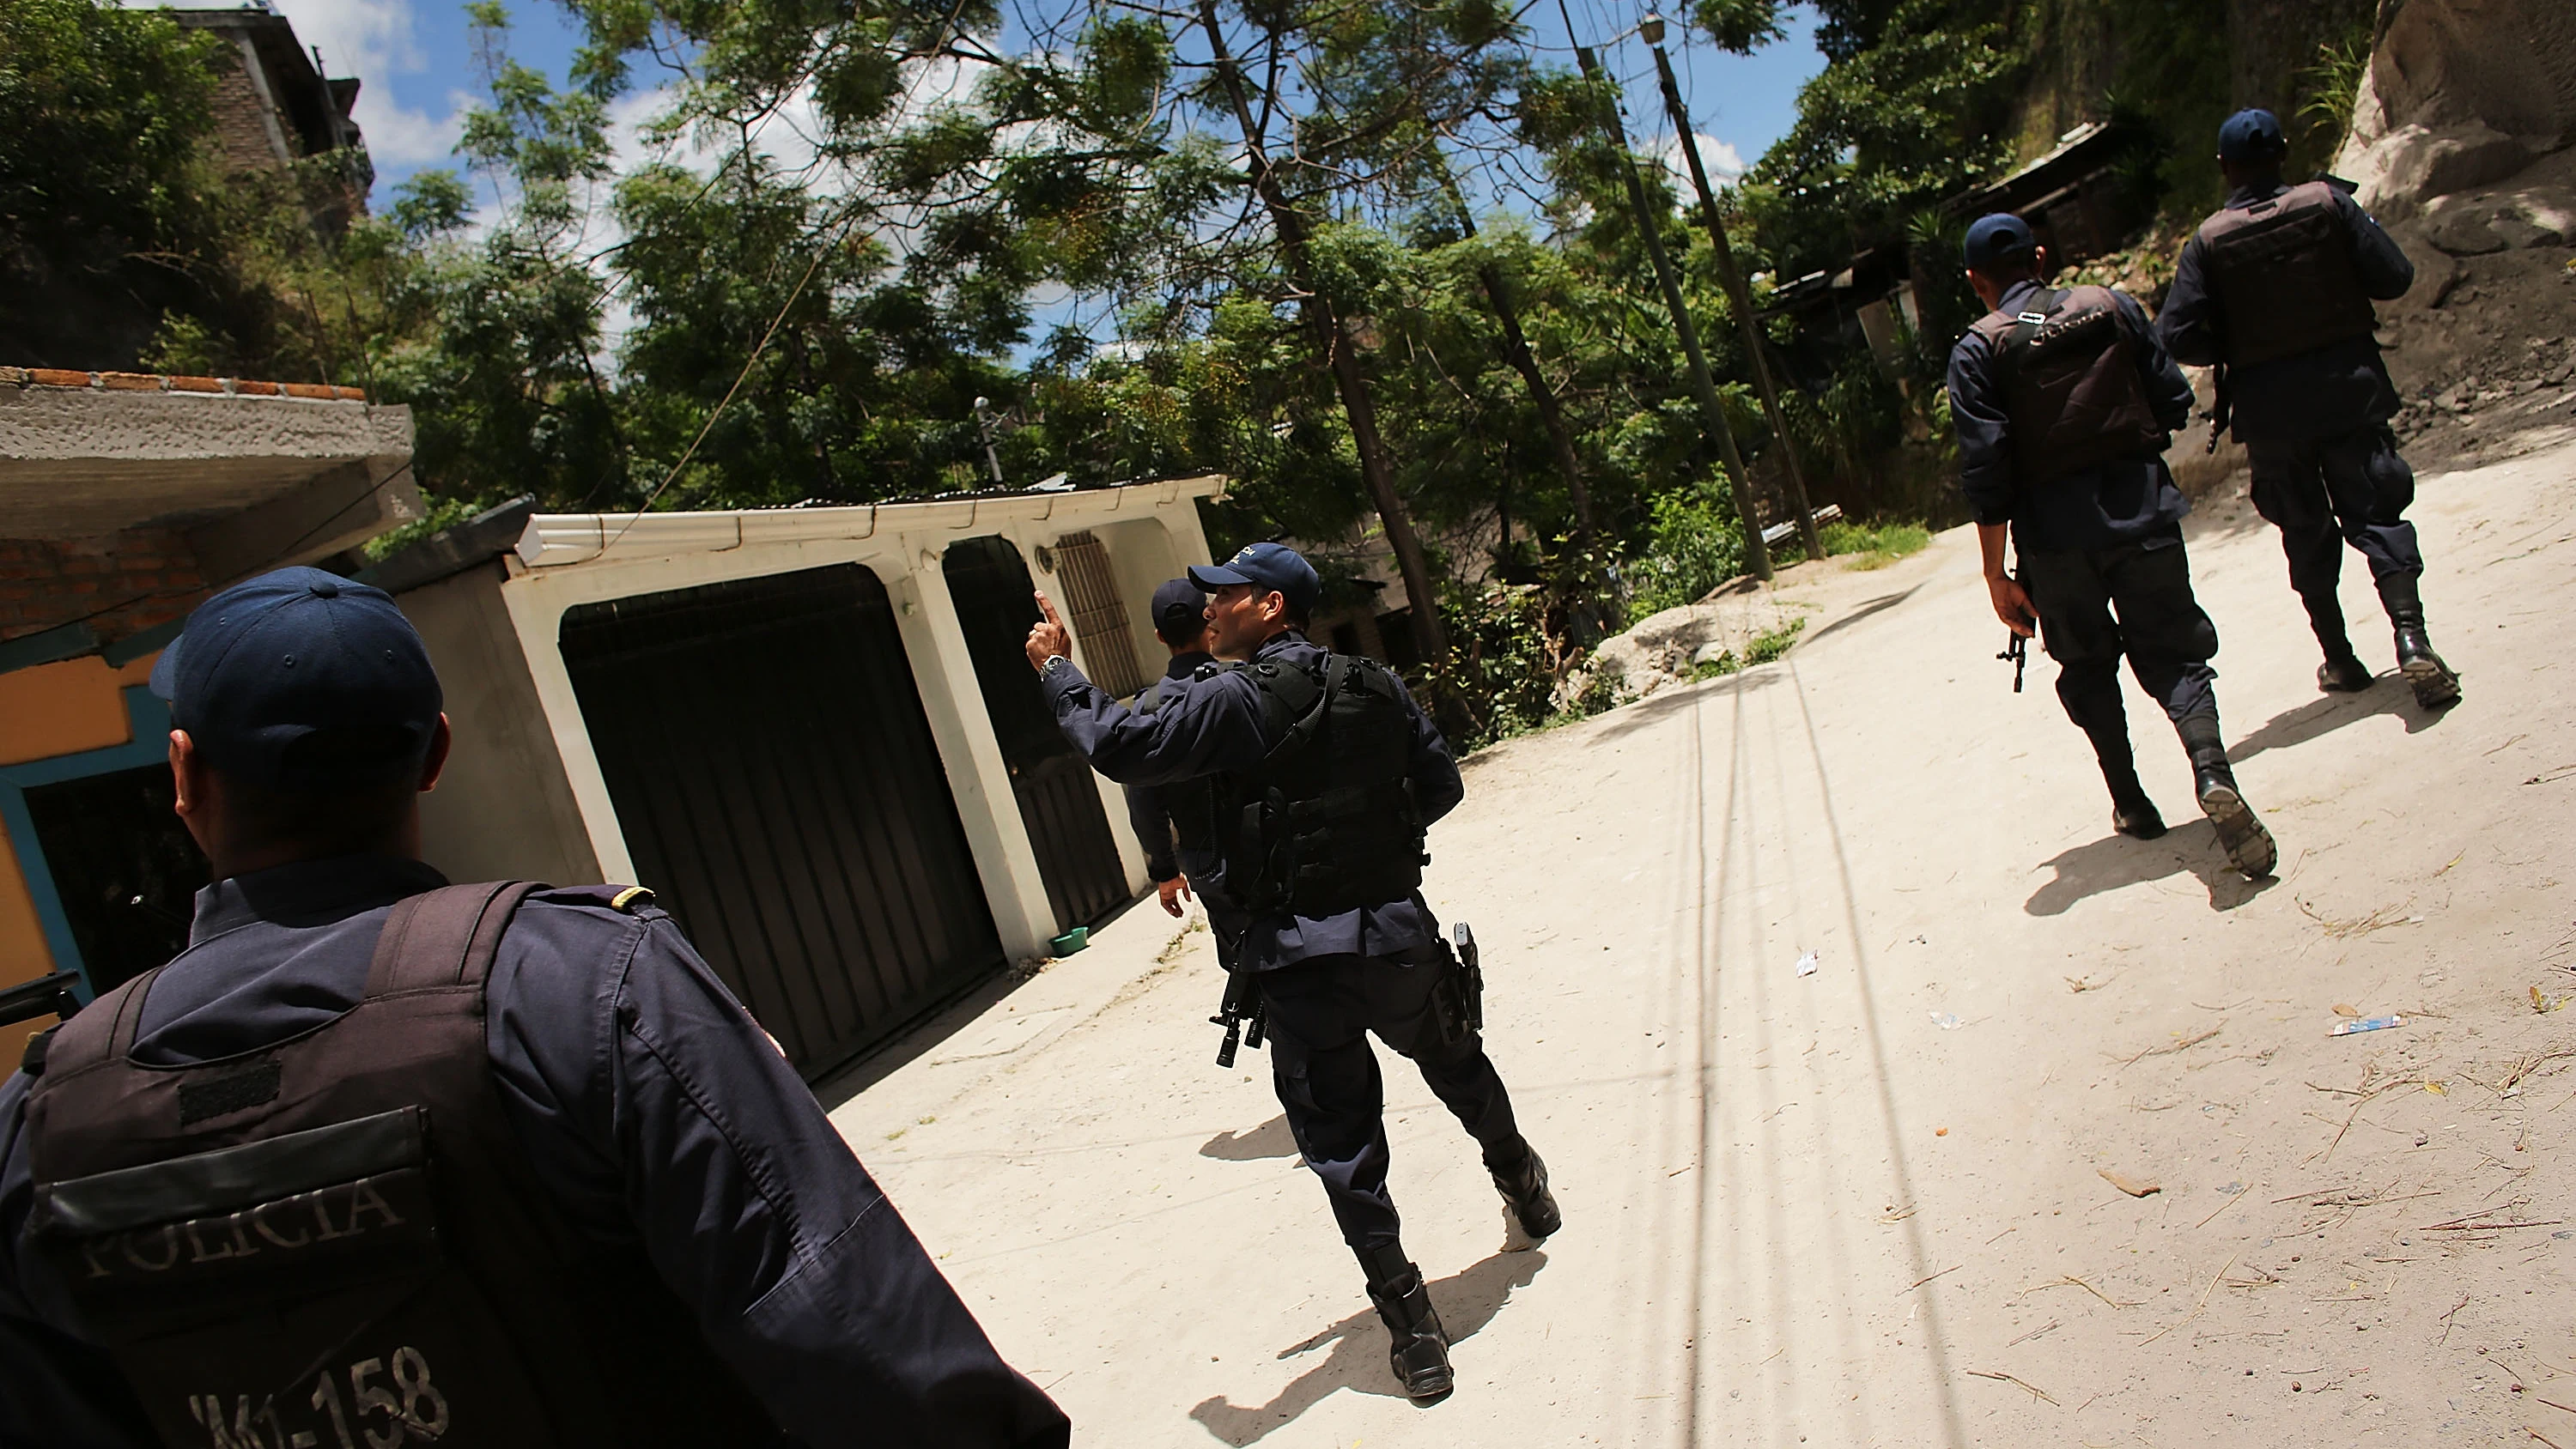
left=827, top=421, right=2576, bottom=1447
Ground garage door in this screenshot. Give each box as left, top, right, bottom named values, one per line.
left=942, top=536, right=1133, bottom=931
left=559, top=563, right=1002, bottom=1080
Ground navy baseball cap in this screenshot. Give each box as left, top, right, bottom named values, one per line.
left=1962, top=213, right=2037, bottom=270
left=1149, top=577, right=1207, bottom=637
left=148, top=567, right=442, bottom=791
left=1189, top=542, right=1321, bottom=618
left=2218, top=108, right=2287, bottom=161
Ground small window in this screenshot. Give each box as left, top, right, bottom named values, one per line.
left=1048, top=530, right=1146, bottom=696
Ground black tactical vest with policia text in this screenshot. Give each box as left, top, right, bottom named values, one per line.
left=21, top=882, right=784, bottom=1449
left=1212, top=652, right=1426, bottom=917
left=1965, top=284, right=2169, bottom=487
left=2193, top=180, right=2379, bottom=367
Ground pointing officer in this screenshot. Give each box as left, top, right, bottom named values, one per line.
left=2157, top=108, right=2459, bottom=708
left=1948, top=214, right=2277, bottom=878
left=1023, top=543, right=1558, bottom=1404
left=0, top=567, right=1068, bottom=1448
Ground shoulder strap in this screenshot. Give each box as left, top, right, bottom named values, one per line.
left=365, top=881, right=544, bottom=997
left=33, top=966, right=167, bottom=1081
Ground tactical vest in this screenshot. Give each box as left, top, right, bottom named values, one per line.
left=1214, top=652, right=1426, bottom=917
left=2194, top=180, right=2379, bottom=367
left=1138, top=676, right=1216, bottom=858
left=1966, top=284, right=2168, bottom=486
left=21, top=882, right=784, bottom=1449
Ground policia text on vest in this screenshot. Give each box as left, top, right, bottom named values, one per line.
left=0, top=568, right=1069, bottom=1449
left=1024, top=550, right=1559, bottom=1404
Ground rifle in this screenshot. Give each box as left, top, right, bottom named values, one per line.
left=1211, top=964, right=1265, bottom=1069
left=1996, top=561, right=2030, bottom=694
left=1, top=973, right=81, bottom=1030
left=2205, top=362, right=2232, bottom=455
left=3, top=972, right=82, bottom=1074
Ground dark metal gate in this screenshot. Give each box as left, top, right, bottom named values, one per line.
left=559, top=563, right=1003, bottom=1080
left=941, top=536, right=1132, bottom=931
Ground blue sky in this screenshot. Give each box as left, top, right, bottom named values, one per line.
left=218, top=0, right=1826, bottom=211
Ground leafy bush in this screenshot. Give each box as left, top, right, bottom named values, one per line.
left=1627, top=483, right=1747, bottom=617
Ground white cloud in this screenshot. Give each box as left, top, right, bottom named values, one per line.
left=359, top=87, right=475, bottom=166
left=1657, top=131, right=1747, bottom=195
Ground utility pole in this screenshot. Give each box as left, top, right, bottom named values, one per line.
left=1569, top=36, right=1771, bottom=582
left=1436, top=167, right=1596, bottom=550
left=1196, top=0, right=1451, bottom=667
left=1641, top=14, right=1825, bottom=562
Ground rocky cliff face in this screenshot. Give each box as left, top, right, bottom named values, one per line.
left=2336, top=0, right=2576, bottom=220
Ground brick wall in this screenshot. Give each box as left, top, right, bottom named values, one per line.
left=205, top=39, right=289, bottom=173
left=0, top=531, right=209, bottom=648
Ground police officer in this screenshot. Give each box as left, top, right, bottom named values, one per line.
left=1948, top=213, right=2277, bottom=878
left=2158, top=108, right=2459, bottom=708
left=1023, top=543, right=1557, bottom=1404
left=1121, top=578, right=1241, bottom=951
left=0, top=567, right=1068, bottom=1448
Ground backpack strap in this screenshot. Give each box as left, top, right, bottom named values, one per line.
left=31, top=967, right=167, bottom=1081
left=364, top=882, right=545, bottom=997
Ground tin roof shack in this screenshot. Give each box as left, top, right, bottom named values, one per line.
left=1941, top=122, right=2153, bottom=271
left=374, top=477, right=1225, bottom=1081
left=1767, top=124, right=2158, bottom=385
left=0, top=367, right=420, bottom=1058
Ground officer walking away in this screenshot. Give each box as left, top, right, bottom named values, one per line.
left=1948, top=214, right=2277, bottom=878
left=1023, top=543, right=1558, bottom=1404
left=0, top=567, right=1069, bottom=1449
left=1122, top=578, right=1243, bottom=955
left=2158, top=107, right=2460, bottom=709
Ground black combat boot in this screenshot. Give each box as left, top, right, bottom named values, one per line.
left=2082, top=724, right=2166, bottom=840
left=2174, top=712, right=2275, bottom=879
left=2377, top=571, right=2460, bottom=708
left=1485, top=1138, right=1561, bottom=1246
left=2300, top=587, right=2373, bottom=693
left=1359, top=1246, right=1454, bottom=1402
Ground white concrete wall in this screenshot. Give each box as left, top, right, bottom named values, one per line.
left=398, top=561, right=601, bottom=886
left=490, top=480, right=1222, bottom=963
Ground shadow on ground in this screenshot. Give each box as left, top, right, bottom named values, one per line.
left=1800, top=585, right=1923, bottom=648
left=2230, top=678, right=2446, bottom=765
left=2025, top=819, right=2281, bottom=915
left=1188, top=1249, right=1549, bottom=1446
left=1584, top=664, right=1790, bottom=745
left=1200, top=1115, right=1299, bottom=1161
left=812, top=893, right=1160, bottom=1110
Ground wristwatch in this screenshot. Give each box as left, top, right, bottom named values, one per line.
left=1039, top=653, right=1070, bottom=674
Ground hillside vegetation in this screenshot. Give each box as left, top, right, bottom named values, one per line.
left=0, top=0, right=2375, bottom=742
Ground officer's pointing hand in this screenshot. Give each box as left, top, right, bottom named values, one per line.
left=1024, top=590, right=1073, bottom=671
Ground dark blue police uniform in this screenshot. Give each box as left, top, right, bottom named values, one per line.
left=2158, top=179, right=2426, bottom=622
left=1043, top=633, right=1521, bottom=1254
left=1119, top=650, right=1249, bottom=949
left=1948, top=278, right=2218, bottom=727
left=0, top=855, right=1069, bottom=1448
